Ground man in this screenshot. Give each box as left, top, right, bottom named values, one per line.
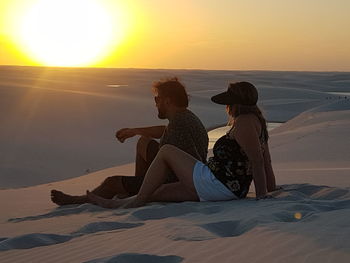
left=51, top=77, right=209, bottom=205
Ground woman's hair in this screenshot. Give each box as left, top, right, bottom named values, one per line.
left=152, top=77, right=189, bottom=107
left=226, top=82, right=269, bottom=143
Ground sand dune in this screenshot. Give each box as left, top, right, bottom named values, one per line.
left=0, top=183, right=349, bottom=262
left=0, top=67, right=349, bottom=262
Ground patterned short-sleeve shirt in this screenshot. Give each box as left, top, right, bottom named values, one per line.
left=160, top=109, right=208, bottom=163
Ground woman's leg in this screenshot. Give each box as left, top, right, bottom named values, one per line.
left=150, top=182, right=200, bottom=202
left=87, top=144, right=199, bottom=208
left=87, top=181, right=199, bottom=209
left=134, top=144, right=198, bottom=206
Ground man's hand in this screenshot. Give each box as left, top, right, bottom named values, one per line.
left=116, top=128, right=137, bottom=143
left=115, top=125, right=165, bottom=142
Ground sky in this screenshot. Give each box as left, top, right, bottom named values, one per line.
left=0, top=0, right=349, bottom=71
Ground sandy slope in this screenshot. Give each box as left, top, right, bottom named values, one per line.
left=271, top=100, right=350, bottom=188
left=1, top=67, right=349, bottom=262
left=1, top=101, right=349, bottom=262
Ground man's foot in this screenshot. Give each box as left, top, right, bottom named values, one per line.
left=51, top=190, right=86, bottom=206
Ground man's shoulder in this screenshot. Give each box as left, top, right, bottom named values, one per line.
left=173, top=109, right=201, bottom=124
left=168, top=110, right=205, bottom=130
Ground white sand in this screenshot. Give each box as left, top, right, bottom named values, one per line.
left=0, top=67, right=349, bottom=262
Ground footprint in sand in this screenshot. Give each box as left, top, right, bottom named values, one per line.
left=199, top=220, right=257, bottom=238
left=84, top=253, right=183, bottom=263
left=0, top=221, right=143, bottom=251
left=8, top=203, right=106, bottom=223
left=130, top=203, right=222, bottom=221
left=73, top=222, right=143, bottom=235
left=0, top=233, right=73, bottom=251
left=166, top=224, right=216, bottom=241
left=130, top=204, right=195, bottom=220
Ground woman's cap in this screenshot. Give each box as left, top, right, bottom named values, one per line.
left=211, top=81, right=258, bottom=105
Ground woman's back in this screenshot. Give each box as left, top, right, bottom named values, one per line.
left=207, top=114, right=262, bottom=198
left=207, top=113, right=276, bottom=198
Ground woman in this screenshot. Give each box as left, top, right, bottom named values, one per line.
left=87, top=82, right=277, bottom=208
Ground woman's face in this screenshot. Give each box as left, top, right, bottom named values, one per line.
left=226, top=105, right=230, bottom=115
left=226, top=105, right=234, bottom=116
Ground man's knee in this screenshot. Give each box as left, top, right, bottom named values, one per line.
left=136, top=136, right=152, bottom=157
left=137, top=136, right=159, bottom=161
left=102, top=176, right=121, bottom=187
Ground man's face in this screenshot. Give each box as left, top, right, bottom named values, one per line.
left=154, top=92, right=168, bottom=119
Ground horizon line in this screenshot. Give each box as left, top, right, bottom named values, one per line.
left=0, top=64, right=350, bottom=73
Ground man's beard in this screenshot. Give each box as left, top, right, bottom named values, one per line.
left=157, top=108, right=167, bottom=119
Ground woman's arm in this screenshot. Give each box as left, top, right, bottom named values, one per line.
left=262, top=143, right=277, bottom=192
left=233, top=115, right=267, bottom=199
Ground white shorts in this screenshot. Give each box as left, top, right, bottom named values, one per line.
left=192, top=161, right=238, bottom=202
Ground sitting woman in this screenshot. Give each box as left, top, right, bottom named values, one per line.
left=87, top=81, right=277, bottom=208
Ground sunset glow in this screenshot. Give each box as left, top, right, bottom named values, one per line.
left=16, top=0, right=125, bottom=66
left=0, top=0, right=349, bottom=71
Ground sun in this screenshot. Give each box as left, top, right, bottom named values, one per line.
left=18, top=0, right=122, bottom=67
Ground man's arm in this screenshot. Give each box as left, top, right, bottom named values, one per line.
left=116, top=126, right=166, bottom=143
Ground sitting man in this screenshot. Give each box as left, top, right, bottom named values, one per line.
left=51, top=77, right=209, bottom=205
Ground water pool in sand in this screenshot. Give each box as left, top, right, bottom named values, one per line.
left=208, top=122, right=282, bottom=149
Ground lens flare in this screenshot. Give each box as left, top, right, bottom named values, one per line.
left=294, top=212, right=302, bottom=220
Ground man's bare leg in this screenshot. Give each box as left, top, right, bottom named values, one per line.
left=121, top=137, right=159, bottom=195
left=50, top=176, right=129, bottom=205
left=51, top=136, right=159, bottom=206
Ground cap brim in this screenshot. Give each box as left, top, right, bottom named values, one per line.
left=211, top=91, right=239, bottom=105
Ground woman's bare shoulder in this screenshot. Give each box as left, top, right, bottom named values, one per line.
left=234, top=114, right=261, bottom=136
left=235, top=114, right=260, bottom=126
